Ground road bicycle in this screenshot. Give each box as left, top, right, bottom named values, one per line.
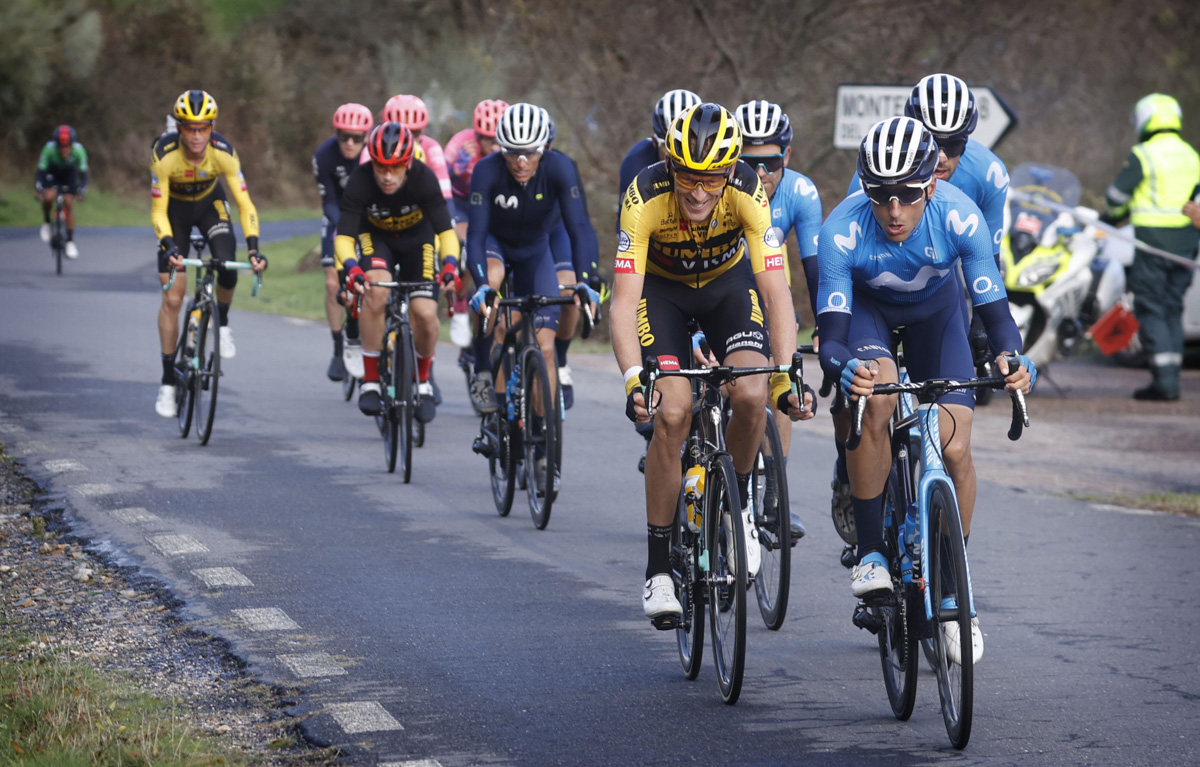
left=642, top=352, right=805, bottom=705
left=846, top=357, right=1029, bottom=749
left=164, top=234, right=262, bottom=446
left=48, top=193, right=67, bottom=275
left=472, top=286, right=594, bottom=530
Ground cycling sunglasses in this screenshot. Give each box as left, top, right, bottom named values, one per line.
left=672, top=168, right=731, bottom=193
left=337, top=131, right=367, bottom=144
left=740, top=153, right=786, bottom=173
left=180, top=121, right=214, bottom=135
left=939, top=138, right=967, bottom=159
left=500, top=146, right=544, bottom=159
left=861, top=179, right=931, bottom=206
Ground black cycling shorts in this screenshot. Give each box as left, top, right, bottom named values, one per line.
left=356, top=225, right=440, bottom=301
left=158, top=189, right=238, bottom=290
left=36, top=167, right=80, bottom=196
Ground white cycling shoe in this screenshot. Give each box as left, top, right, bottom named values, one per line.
left=943, top=615, right=984, bottom=666
left=449, top=312, right=472, bottom=347
left=739, top=505, right=762, bottom=577
left=343, top=340, right=364, bottom=379
left=65, top=241, right=79, bottom=259
left=642, top=574, right=682, bottom=620
left=850, top=553, right=893, bottom=598
left=40, top=223, right=51, bottom=243
left=155, top=385, right=177, bottom=418
left=219, top=326, right=236, bottom=359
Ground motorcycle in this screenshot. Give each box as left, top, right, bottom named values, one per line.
left=999, top=163, right=1126, bottom=374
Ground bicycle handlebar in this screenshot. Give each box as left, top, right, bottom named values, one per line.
left=639, top=351, right=807, bottom=419
left=480, top=291, right=587, bottom=337
left=162, top=257, right=264, bottom=296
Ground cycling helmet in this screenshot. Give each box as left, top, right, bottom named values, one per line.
left=366, top=122, right=415, bottom=166
left=857, top=116, right=939, bottom=186
left=665, top=102, right=742, bottom=172
left=383, top=94, right=429, bottom=130
left=55, top=125, right=77, bottom=147
left=496, top=102, right=551, bottom=151
left=652, top=88, right=702, bottom=141
left=1131, top=93, right=1182, bottom=135
left=734, top=100, right=792, bottom=147
left=904, top=73, right=977, bottom=143
left=332, top=103, right=373, bottom=132
left=540, top=107, right=556, bottom=143
left=473, top=99, right=509, bottom=138
left=173, top=89, right=219, bottom=122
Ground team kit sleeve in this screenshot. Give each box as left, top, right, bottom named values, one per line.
left=215, top=147, right=260, bottom=248
left=737, top=177, right=786, bottom=275
left=421, top=137, right=454, bottom=201
left=553, top=156, right=599, bottom=281
left=333, top=170, right=367, bottom=271
left=951, top=197, right=1023, bottom=353
left=465, top=161, right=495, bottom=288
left=149, top=146, right=173, bottom=244
left=614, top=176, right=650, bottom=277
left=979, top=159, right=1009, bottom=258
left=791, top=176, right=824, bottom=317
left=814, top=209, right=860, bottom=377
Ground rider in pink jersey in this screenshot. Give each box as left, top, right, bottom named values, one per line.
left=384, top=95, right=452, bottom=201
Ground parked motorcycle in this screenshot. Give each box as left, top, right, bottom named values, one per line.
left=999, top=163, right=1126, bottom=373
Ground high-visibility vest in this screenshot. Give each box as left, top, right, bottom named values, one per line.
left=1129, top=132, right=1200, bottom=228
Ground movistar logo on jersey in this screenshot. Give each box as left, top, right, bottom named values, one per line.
left=946, top=210, right=979, bottom=236
left=987, top=162, right=1009, bottom=190
left=833, top=221, right=862, bottom=254
left=794, top=177, right=818, bottom=198
left=867, top=265, right=951, bottom=292
left=494, top=194, right=519, bottom=209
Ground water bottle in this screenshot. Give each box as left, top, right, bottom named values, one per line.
left=506, top=361, right=520, bottom=421
left=903, top=499, right=920, bottom=582
left=185, top=309, right=200, bottom=355
left=683, top=465, right=706, bottom=533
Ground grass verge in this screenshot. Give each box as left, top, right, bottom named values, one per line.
left=1064, top=490, right=1200, bottom=517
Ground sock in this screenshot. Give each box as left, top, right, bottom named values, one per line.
left=736, top=471, right=751, bottom=510
left=67, top=230, right=74, bottom=241
left=417, top=354, right=433, bottom=383
left=345, top=316, right=359, bottom=341
left=835, top=445, right=849, bottom=483
left=646, top=524, right=673, bottom=580
left=474, top=334, right=493, bottom=373
left=852, top=493, right=885, bottom=560
left=217, top=302, right=230, bottom=327
left=332, top=331, right=344, bottom=356
left=363, top=350, right=380, bottom=382
left=43, top=209, right=51, bottom=223
left=161, top=354, right=174, bottom=385
left=555, top=337, right=569, bottom=368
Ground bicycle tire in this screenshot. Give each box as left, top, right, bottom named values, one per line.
left=489, top=413, right=516, bottom=516
left=174, top=315, right=194, bottom=439
left=397, top=322, right=415, bottom=484
left=193, top=306, right=220, bottom=446
left=521, top=347, right=557, bottom=529
left=927, top=481, right=974, bottom=749
left=753, top=415, right=791, bottom=630
left=878, top=468, right=918, bottom=720
left=342, top=373, right=356, bottom=401
left=53, top=205, right=63, bottom=275
left=674, top=474, right=705, bottom=680
left=706, top=454, right=746, bottom=705
left=380, top=330, right=399, bottom=474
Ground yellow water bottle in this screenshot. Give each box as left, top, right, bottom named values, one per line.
left=684, top=464, right=706, bottom=533
left=186, top=309, right=200, bottom=354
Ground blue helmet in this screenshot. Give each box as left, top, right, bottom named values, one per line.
left=734, top=100, right=793, bottom=148
left=857, top=117, right=939, bottom=186
left=904, top=73, right=978, bottom=145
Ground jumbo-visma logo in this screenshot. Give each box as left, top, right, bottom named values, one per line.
left=946, top=210, right=979, bottom=237
left=833, top=221, right=862, bottom=254
left=615, top=257, right=635, bottom=273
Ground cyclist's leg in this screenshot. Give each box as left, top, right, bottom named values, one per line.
left=472, top=236, right=507, bottom=394
left=549, top=220, right=578, bottom=406
left=355, top=230, right=395, bottom=413
left=38, top=175, right=56, bottom=223
left=510, top=246, right=562, bottom=400
left=202, top=196, right=238, bottom=320
left=60, top=167, right=78, bottom=237
left=157, top=205, right=197, bottom=378
left=396, top=237, right=441, bottom=380
left=320, top=215, right=347, bottom=373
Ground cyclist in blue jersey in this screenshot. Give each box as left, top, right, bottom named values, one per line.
left=542, top=109, right=602, bottom=411
left=466, top=103, right=600, bottom=486
left=817, top=117, right=1035, bottom=664
left=313, top=103, right=373, bottom=383
left=617, top=89, right=702, bottom=216
left=734, top=99, right=824, bottom=543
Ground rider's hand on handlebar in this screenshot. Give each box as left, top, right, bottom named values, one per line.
left=469, top=285, right=499, bottom=315
left=997, top=353, right=1036, bottom=394
left=344, top=264, right=368, bottom=295
left=840, top=357, right=877, bottom=399
left=160, top=237, right=182, bottom=270
left=573, top=282, right=600, bottom=313
left=441, top=262, right=462, bottom=294
left=691, top=332, right=717, bottom=367
left=249, top=251, right=268, bottom=273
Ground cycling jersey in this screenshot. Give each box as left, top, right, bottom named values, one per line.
left=615, top=160, right=784, bottom=288
left=416, top=134, right=453, bottom=201
left=816, top=181, right=1022, bottom=383
left=617, top=138, right=660, bottom=229
left=465, top=151, right=598, bottom=287
left=762, top=168, right=822, bottom=313
left=445, top=128, right=489, bottom=200
left=333, top=159, right=459, bottom=271
left=36, top=142, right=89, bottom=193
left=312, top=136, right=362, bottom=267
left=546, top=149, right=598, bottom=276
left=150, top=130, right=259, bottom=246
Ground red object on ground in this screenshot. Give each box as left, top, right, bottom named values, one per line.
left=1088, top=302, right=1140, bottom=355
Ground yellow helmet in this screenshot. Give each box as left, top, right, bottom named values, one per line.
left=173, top=90, right=219, bottom=123
left=1131, top=93, right=1181, bottom=135
left=665, top=103, right=742, bottom=172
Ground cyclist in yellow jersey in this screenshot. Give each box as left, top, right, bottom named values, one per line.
left=151, top=90, right=266, bottom=418
left=610, top=103, right=815, bottom=622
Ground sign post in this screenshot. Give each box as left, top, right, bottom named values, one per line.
left=833, top=84, right=1017, bottom=149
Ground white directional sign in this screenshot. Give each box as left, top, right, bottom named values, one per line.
left=833, top=84, right=1017, bottom=150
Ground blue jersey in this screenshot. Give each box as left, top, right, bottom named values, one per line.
left=816, top=182, right=1020, bottom=375
left=766, top=168, right=823, bottom=315
left=312, top=136, right=360, bottom=263
left=617, top=138, right=660, bottom=231
left=466, top=150, right=598, bottom=287
left=846, top=138, right=1009, bottom=257
left=546, top=150, right=598, bottom=277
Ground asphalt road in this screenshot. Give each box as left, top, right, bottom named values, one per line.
left=2, top=227, right=1198, bottom=766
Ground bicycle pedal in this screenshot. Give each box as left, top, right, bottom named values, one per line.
left=651, top=615, right=681, bottom=631
left=852, top=602, right=883, bottom=634
left=840, top=544, right=859, bottom=570
left=471, top=437, right=493, bottom=457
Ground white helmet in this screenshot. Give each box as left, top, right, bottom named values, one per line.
left=652, top=89, right=702, bottom=140
left=904, top=73, right=978, bottom=143
left=496, top=102, right=551, bottom=151
left=734, top=100, right=793, bottom=147
left=857, top=116, right=939, bottom=186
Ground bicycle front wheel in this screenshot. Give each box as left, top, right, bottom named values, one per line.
left=342, top=373, right=356, bottom=401
left=753, top=415, right=791, bottom=630
left=878, top=468, right=917, bottom=720
left=674, top=481, right=705, bottom=680
left=706, top=454, right=746, bottom=705
left=53, top=210, right=64, bottom=275
left=193, top=307, right=220, bottom=446
left=396, top=323, right=415, bottom=484
left=927, top=481, right=973, bottom=749
left=521, top=347, right=558, bottom=530
left=380, top=330, right=399, bottom=474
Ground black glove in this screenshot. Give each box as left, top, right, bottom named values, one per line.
left=625, top=388, right=642, bottom=423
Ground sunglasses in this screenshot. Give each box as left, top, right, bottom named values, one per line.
left=673, top=168, right=730, bottom=193
left=740, top=153, right=786, bottom=173
left=337, top=131, right=367, bottom=144
left=861, top=180, right=931, bottom=206
left=180, top=122, right=213, bottom=135
left=939, top=138, right=967, bottom=159
left=500, top=147, right=544, bottom=159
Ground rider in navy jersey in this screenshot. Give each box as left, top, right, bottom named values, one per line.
left=617, top=89, right=702, bottom=229
left=817, top=116, right=1034, bottom=665
left=313, top=103, right=373, bottom=383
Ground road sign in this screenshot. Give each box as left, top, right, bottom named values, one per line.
left=833, top=83, right=1017, bottom=150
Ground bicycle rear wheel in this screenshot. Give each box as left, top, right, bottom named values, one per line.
left=380, top=330, right=399, bottom=474
left=521, top=347, right=558, bottom=530
left=927, top=481, right=973, bottom=749
left=674, top=478, right=705, bottom=680
left=878, top=469, right=917, bottom=720
left=193, top=306, right=220, bottom=445
left=753, top=415, right=791, bottom=630
left=706, top=454, right=746, bottom=705
left=395, top=323, right=415, bottom=484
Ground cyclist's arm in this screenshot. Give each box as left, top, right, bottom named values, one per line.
left=792, top=177, right=824, bottom=319
left=36, top=144, right=53, bottom=173
left=217, top=148, right=260, bottom=252
left=333, top=173, right=366, bottom=271
left=612, top=182, right=651, bottom=377
left=73, top=145, right=89, bottom=192
left=554, top=157, right=600, bottom=283
left=979, top=158, right=1008, bottom=260
left=149, top=151, right=173, bottom=244
left=465, top=165, right=495, bottom=290
left=418, top=168, right=460, bottom=268
left=814, top=222, right=856, bottom=379
left=1104, top=150, right=1144, bottom=221
left=959, top=211, right=1023, bottom=355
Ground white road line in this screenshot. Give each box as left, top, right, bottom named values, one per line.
left=147, top=534, right=208, bottom=555
left=380, top=760, right=443, bottom=767
left=43, top=459, right=86, bottom=473
left=192, top=567, right=253, bottom=587
left=326, top=701, right=403, bottom=734
left=233, top=607, right=300, bottom=631
left=277, top=652, right=346, bottom=678
left=110, top=507, right=160, bottom=524
left=74, top=483, right=118, bottom=497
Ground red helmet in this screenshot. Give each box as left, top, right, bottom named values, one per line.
left=56, top=125, right=76, bottom=147
left=332, top=103, right=373, bottom=133
left=473, top=99, right=509, bottom=138
left=367, top=122, right=415, bottom=166
left=384, top=95, right=429, bottom=131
